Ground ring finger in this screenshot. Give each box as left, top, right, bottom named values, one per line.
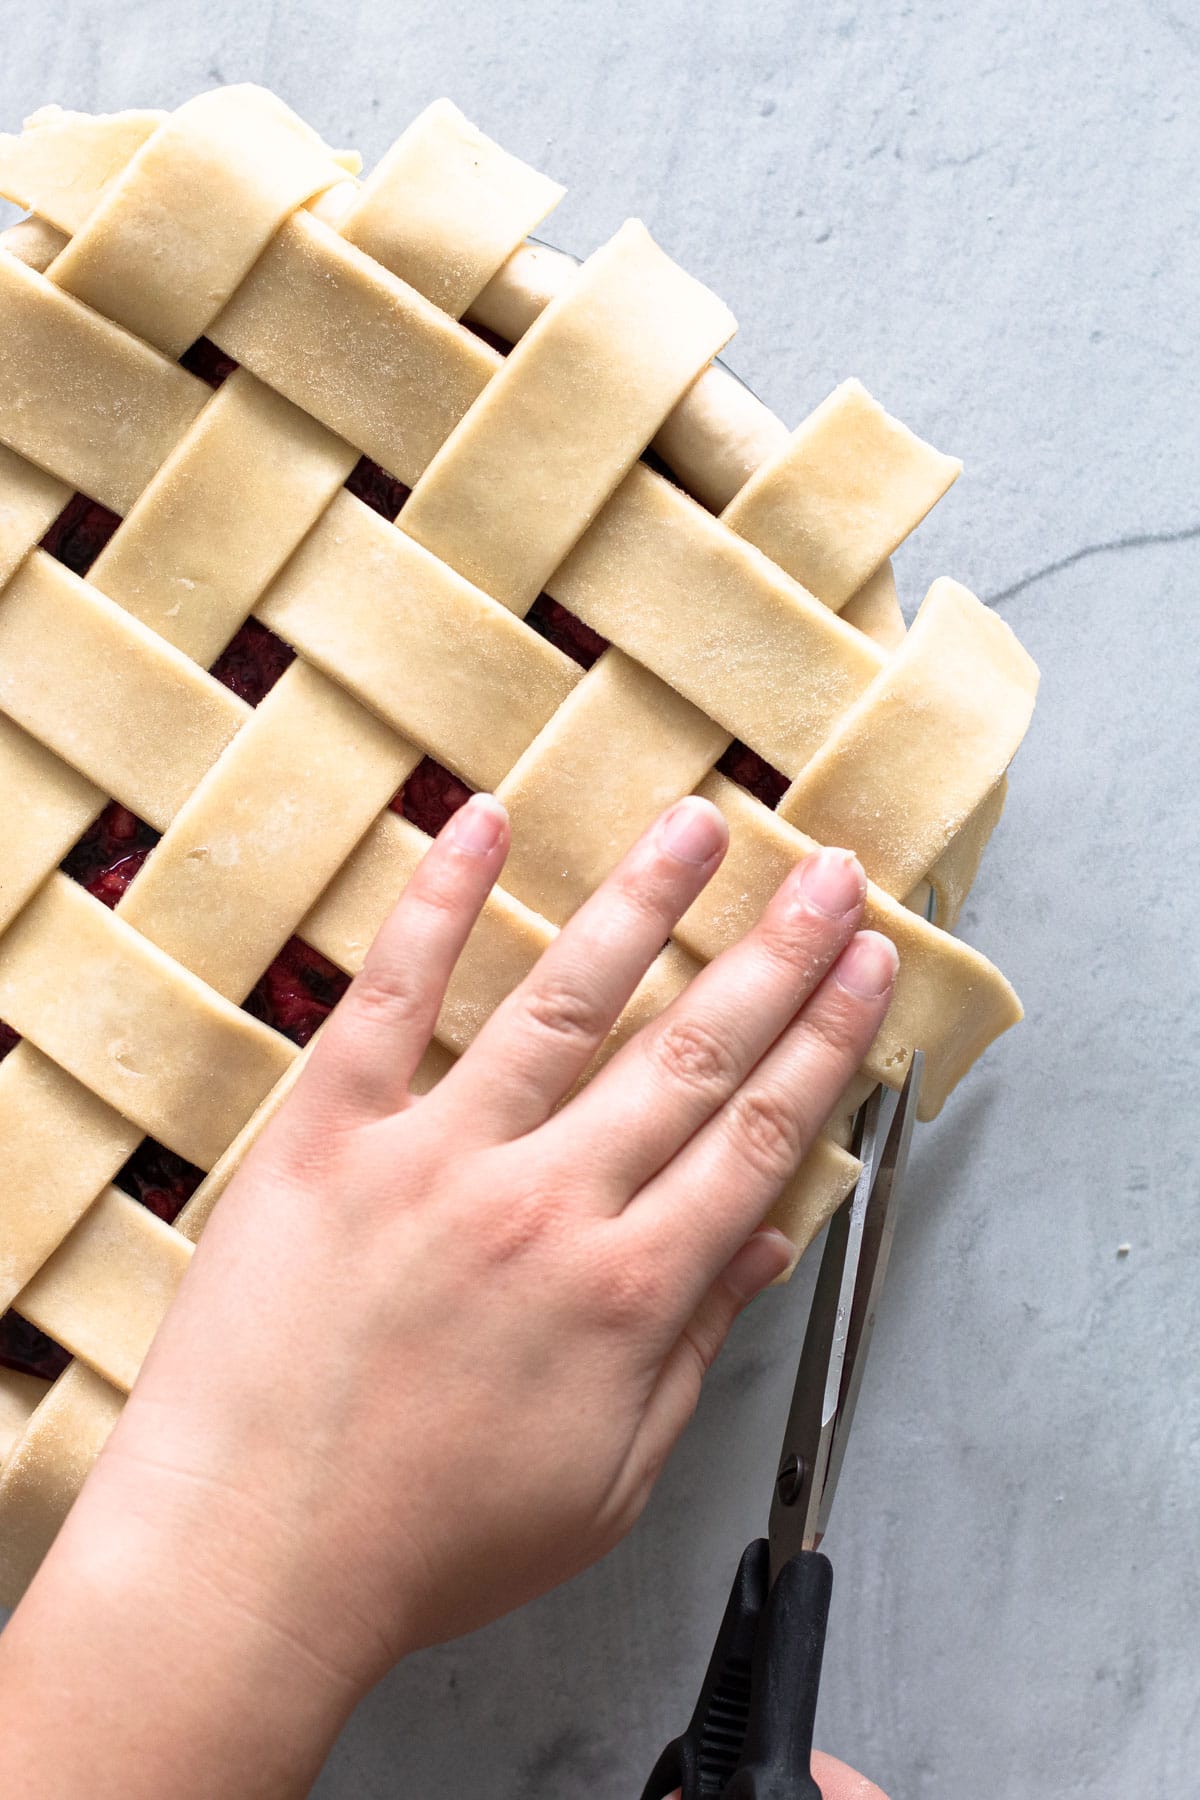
left=539, top=845, right=868, bottom=1199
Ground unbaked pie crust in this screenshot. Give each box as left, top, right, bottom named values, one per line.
left=0, top=87, right=1038, bottom=1602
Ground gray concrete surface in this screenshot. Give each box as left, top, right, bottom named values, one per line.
left=1, top=1, right=1197, bottom=1794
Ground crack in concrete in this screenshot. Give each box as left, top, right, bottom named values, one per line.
left=988, top=523, right=1200, bottom=607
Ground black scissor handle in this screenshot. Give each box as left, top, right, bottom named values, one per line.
left=641, top=1540, right=831, bottom=1799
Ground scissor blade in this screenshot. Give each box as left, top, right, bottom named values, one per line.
left=766, top=1050, right=926, bottom=1579
left=766, top=1082, right=894, bottom=1580
left=816, top=1050, right=924, bottom=1541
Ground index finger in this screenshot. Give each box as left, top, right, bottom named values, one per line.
left=300, top=794, right=510, bottom=1120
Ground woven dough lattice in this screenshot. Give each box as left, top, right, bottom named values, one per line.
left=0, top=86, right=1037, bottom=1604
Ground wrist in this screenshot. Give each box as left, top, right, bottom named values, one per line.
left=0, top=1449, right=365, bottom=1800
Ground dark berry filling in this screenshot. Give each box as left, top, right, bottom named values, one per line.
left=243, top=937, right=350, bottom=1047
left=392, top=756, right=473, bottom=835
left=178, top=336, right=238, bottom=390
left=462, top=319, right=513, bottom=357
left=60, top=802, right=160, bottom=905
left=114, top=1138, right=204, bottom=1226
left=208, top=616, right=296, bottom=707
left=40, top=494, right=121, bottom=577
left=716, top=740, right=788, bottom=810
left=524, top=594, right=609, bottom=670
left=0, top=1314, right=70, bottom=1385
left=346, top=455, right=411, bottom=520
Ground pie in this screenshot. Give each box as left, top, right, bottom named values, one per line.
left=0, top=86, right=1039, bottom=1604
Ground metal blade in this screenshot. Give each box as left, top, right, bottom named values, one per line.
left=766, top=1052, right=924, bottom=1580
left=767, top=1082, right=895, bottom=1579
left=816, top=1050, right=924, bottom=1541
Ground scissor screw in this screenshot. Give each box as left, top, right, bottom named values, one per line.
left=776, top=1454, right=806, bottom=1506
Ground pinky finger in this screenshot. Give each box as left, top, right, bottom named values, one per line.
left=628, top=930, right=898, bottom=1317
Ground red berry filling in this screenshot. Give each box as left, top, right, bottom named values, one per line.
left=0, top=1315, right=71, bottom=1384
left=40, top=493, right=121, bottom=577
left=208, top=616, right=296, bottom=707
left=243, top=937, right=350, bottom=1047
left=525, top=593, right=609, bottom=670
left=392, top=756, right=473, bottom=834
left=114, top=1137, right=204, bottom=1226
left=716, top=740, right=789, bottom=810
left=346, top=455, right=411, bottom=520
left=60, top=802, right=159, bottom=905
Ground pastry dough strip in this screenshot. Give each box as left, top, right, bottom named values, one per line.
left=338, top=97, right=564, bottom=317
left=0, top=441, right=69, bottom=587
left=720, top=378, right=961, bottom=610
left=258, top=490, right=581, bottom=789
left=0, top=96, right=1035, bottom=1592
left=0, top=550, right=250, bottom=830
left=0, top=250, right=207, bottom=513
left=0, top=711, right=101, bottom=936
left=778, top=578, right=1038, bottom=895
left=0, top=197, right=1004, bottom=894
left=0, top=1041, right=143, bottom=1312
left=0, top=1361, right=124, bottom=1608
left=15, top=1187, right=192, bottom=1392
left=0, top=873, right=296, bottom=1167
left=46, top=86, right=348, bottom=358
left=398, top=219, right=736, bottom=613
left=89, top=369, right=360, bottom=666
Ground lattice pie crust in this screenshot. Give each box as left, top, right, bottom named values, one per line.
left=0, top=87, right=1038, bottom=1604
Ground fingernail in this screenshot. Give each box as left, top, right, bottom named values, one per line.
left=723, top=1228, right=797, bottom=1301
left=448, top=794, right=507, bottom=854
left=659, top=797, right=727, bottom=866
left=796, top=847, right=866, bottom=919
left=835, top=930, right=899, bottom=999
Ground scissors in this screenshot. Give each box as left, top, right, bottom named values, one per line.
left=641, top=1049, right=925, bottom=1800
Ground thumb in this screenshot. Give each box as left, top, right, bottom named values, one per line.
left=669, top=1756, right=887, bottom=1800
left=812, top=1751, right=892, bottom=1798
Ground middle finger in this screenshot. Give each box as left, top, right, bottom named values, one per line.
left=540, top=845, right=866, bottom=1199
left=431, top=796, right=729, bottom=1140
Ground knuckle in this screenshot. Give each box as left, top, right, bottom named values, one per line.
left=800, top=999, right=866, bottom=1068
left=416, top=876, right=466, bottom=923
left=349, top=960, right=425, bottom=1027
left=609, top=860, right=679, bottom=926
left=649, top=1015, right=738, bottom=1096
left=755, top=907, right=833, bottom=983
left=727, top=1086, right=806, bottom=1185
left=484, top=1184, right=566, bottom=1266
left=521, top=977, right=605, bottom=1050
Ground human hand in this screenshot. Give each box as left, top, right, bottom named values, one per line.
left=90, top=793, right=894, bottom=1677
left=3, top=793, right=896, bottom=1795
left=810, top=1755, right=891, bottom=1799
